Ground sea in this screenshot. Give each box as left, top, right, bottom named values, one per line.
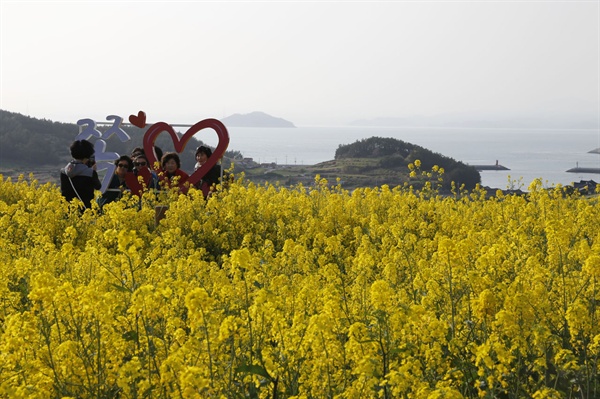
left=197, top=126, right=600, bottom=190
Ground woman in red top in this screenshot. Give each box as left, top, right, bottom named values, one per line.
left=159, top=152, right=189, bottom=193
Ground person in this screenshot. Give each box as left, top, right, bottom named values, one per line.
left=159, top=152, right=189, bottom=192
left=60, top=139, right=102, bottom=209
left=97, top=155, right=133, bottom=209
left=130, top=145, right=163, bottom=170
left=153, top=146, right=163, bottom=169
left=130, top=147, right=145, bottom=159
left=194, top=145, right=223, bottom=197
left=133, top=154, right=159, bottom=191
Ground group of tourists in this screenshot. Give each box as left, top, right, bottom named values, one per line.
left=60, top=140, right=224, bottom=211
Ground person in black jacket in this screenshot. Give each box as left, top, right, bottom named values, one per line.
left=194, top=145, right=222, bottom=197
left=97, top=155, right=133, bottom=209
left=60, top=140, right=102, bottom=210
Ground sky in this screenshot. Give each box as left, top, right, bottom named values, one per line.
left=1, top=0, right=599, bottom=127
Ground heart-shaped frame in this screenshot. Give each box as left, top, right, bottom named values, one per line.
left=142, top=119, right=230, bottom=187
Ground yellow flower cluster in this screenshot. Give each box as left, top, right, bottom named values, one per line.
left=0, top=171, right=599, bottom=398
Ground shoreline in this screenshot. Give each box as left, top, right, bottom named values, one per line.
left=566, top=167, right=600, bottom=174
left=472, top=164, right=510, bottom=171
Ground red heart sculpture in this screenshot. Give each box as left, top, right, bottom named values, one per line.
left=142, top=119, right=229, bottom=188
left=129, top=111, right=147, bottom=128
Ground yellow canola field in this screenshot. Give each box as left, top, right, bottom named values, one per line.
left=0, top=173, right=599, bottom=399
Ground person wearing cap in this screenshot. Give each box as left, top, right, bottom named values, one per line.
left=130, top=147, right=145, bottom=159
left=130, top=145, right=163, bottom=170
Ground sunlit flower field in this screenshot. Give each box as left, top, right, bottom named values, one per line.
left=1, top=168, right=599, bottom=399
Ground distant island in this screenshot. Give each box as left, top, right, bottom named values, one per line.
left=220, top=111, right=295, bottom=128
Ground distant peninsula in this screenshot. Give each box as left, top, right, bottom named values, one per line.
left=348, top=115, right=599, bottom=129
left=221, top=111, right=295, bottom=128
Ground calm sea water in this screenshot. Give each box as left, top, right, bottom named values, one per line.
left=199, top=126, right=600, bottom=190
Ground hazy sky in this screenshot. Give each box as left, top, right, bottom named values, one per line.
left=1, top=0, right=599, bottom=127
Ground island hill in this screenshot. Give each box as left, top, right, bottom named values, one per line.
left=220, top=111, right=295, bottom=128
left=240, top=136, right=482, bottom=192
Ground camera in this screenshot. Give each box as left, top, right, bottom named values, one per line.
left=86, top=156, right=96, bottom=167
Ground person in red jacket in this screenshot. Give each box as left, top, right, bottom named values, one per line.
left=158, top=152, right=189, bottom=193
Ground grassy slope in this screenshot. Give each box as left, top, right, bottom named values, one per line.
left=239, top=158, right=412, bottom=191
